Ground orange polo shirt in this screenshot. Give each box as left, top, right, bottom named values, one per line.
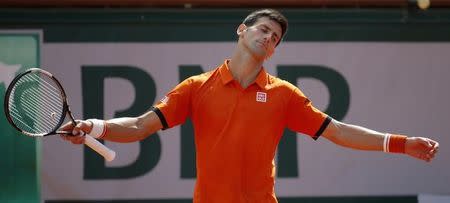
left=153, top=60, right=331, bottom=203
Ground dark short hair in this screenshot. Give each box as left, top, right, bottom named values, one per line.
left=242, top=9, right=288, bottom=45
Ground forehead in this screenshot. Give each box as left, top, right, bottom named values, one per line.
left=252, top=17, right=282, bottom=37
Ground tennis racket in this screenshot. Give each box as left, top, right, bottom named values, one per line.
left=4, top=68, right=116, bottom=161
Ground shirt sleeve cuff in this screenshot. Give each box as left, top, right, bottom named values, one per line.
left=151, top=106, right=169, bottom=130
left=312, top=116, right=332, bottom=140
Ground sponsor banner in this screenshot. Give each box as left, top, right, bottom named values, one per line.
left=40, top=42, right=450, bottom=201
left=0, top=30, right=42, bottom=203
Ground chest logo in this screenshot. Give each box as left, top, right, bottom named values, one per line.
left=256, top=92, right=267, bottom=103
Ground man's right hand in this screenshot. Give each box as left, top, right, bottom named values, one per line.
left=59, top=120, right=93, bottom=145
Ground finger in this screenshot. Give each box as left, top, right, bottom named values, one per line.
left=71, top=139, right=84, bottom=145
left=424, top=139, right=433, bottom=148
left=427, top=153, right=435, bottom=162
left=58, top=122, right=74, bottom=135
left=433, top=141, right=439, bottom=151
left=72, top=121, right=88, bottom=136
left=70, top=121, right=80, bottom=135
left=430, top=147, right=437, bottom=155
left=432, top=148, right=438, bottom=157
left=71, top=135, right=85, bottom=144
left=71, top=120, right=92, bottom=136
left=429, top=141, right=439, bottom=154
left=420, top=153, right=427, bottom=160
left=429, top=153, right=436, bottom=159
left=422, top=154, right=431, bottom=162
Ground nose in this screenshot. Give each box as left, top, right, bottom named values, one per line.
left=261, top=35, right=271, bottom=45
left=263, top=33, right=271, bottom=41
left=263, top=32, right=276, bottom=44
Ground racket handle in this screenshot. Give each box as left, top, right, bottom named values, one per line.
left=84, top=135, right=116, bottom=162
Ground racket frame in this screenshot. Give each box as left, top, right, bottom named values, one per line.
left=4, top=68, right=72, bottom=137
left=4, top=68, right=116, bottom=161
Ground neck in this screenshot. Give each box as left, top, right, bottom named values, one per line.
left=228, top=47, right=264, bottom=88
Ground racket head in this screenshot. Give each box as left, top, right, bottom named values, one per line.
left=4, top=68, right=70, bottom=137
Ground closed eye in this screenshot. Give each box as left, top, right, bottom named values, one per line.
left=260, top=25, right=280, bottom=44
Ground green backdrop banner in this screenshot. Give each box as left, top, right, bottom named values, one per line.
left=0, top=31, right=41, bottom=203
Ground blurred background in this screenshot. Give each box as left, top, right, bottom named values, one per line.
left=1, top=0, right=450, bottom=203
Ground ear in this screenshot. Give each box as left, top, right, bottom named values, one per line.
left=237, top=24, right=247, bottom=36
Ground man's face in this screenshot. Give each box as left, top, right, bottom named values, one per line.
left=238, top=17, right=283, bottom=60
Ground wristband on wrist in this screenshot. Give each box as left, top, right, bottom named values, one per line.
left=383, top=133, right=407, bottom=153
left=383, top=133, right=391, bottom=153
left=87, top=119, right=107, bottom=139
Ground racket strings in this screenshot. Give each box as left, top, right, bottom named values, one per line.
left=22, top=73, right=64, bottom=130
left=9, top=74, right=63, bottom=133
left=20, top=74, right=63, bottom=112
left=8, top=72, right=65, bottom=135
left=9, top=88, right=58, bottom=133
left=10, top=98, right=57, bottom=133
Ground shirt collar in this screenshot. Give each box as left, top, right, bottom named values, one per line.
left=254, top=67, right=268, bottom=89
left=219, top=60, right=234, bottom=85
left=219, top=59, right=268, bottom=89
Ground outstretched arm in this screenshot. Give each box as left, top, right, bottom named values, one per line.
left=322, top=119, right=439, bottom=162
left=60, top=110, right=163, bottom=144
left=103, top=110, right=163, bottom=142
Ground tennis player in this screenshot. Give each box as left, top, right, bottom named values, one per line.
left=61, top=9, right=439, bottom=203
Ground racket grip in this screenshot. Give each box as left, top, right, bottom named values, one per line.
left=84, top=135, right=116, bottom=162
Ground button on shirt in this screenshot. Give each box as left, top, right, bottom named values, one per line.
left=153, top=60, right=331, bottom=203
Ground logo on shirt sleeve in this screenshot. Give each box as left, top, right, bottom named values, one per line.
left=160, top=96, right=169, bottom=104
left=256, top=92, right=267, bottom=103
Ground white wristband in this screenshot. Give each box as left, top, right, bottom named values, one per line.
left=87, top=119, right=106, bottom=139
left=383, top=133, right=391, bottom=153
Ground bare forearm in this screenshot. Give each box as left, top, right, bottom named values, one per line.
left=103, top=111, right=162, bottom=143
left=323, top=120, right=385, bottom=151
left=322, top=119, right=439, bottom=162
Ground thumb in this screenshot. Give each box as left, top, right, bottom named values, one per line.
left=425, top=139, right=433, bottom=148
left=72, top=120, right=92, bottom=136
left=429, top=140, right=439, bottom=153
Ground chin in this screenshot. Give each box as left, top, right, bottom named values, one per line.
left=247, top=46, right=268, bottom=60
left=253, top=49, right=267, bottom=58
left=253, top=53, right=267, bottom=61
